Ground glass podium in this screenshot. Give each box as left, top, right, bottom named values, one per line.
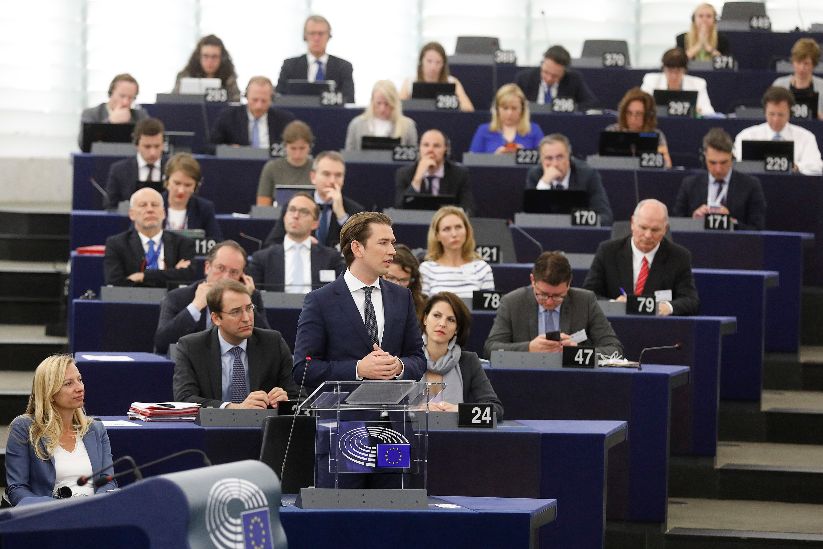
left=294, top=380, right=442, bottom=509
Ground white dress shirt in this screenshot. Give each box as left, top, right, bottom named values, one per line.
left=630, top=238, right=660, bottom=288
left=307, top=53, right=330, bottom=82
left=343, top=269, right=385, bottom=345
left=640, top=72, right=715, bottom=115
left=137, top=230, right=165, bottom=269
left=733, top=121, right=823, bottom=176
left=283, top=234, right=312, bottom=293
left=536, top=81, right=559, bottom=105
left=136, top=154, right=161, bottom=182
left=536, top=168, right=571, bottom=190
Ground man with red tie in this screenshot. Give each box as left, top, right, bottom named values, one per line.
left=583, top=198, right=700, bottom=316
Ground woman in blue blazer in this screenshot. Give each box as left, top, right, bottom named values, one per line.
left=5, top=355, right=117, bottom=506
left=469, top=83, right=543, bottom=154
left=162, top=153, right=223, bottom=241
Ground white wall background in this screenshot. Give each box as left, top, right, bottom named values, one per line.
left=1, top=0, right=822, bottom=159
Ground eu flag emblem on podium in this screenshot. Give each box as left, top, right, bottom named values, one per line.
left=242, top=508, right=274, bottom=549
left=376, top=443, right=411, bottom=468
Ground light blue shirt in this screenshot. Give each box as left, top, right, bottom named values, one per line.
left=537, top=305, right=561, bottom=334
left=218, top=331, right=249, bottom=405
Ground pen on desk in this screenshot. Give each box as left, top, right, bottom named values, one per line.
left=619, top=287, right=627, bottom=297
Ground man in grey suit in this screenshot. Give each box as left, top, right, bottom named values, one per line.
left=484, top=251, right=623, bottom=358
left=247, top=192, right=345, bottom=292
left=173, top=279, right=298, bottom=409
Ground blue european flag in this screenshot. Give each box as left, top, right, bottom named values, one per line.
left=376, top=443, right=411, bottom=468
left=242, top=508, right=273, bottom=549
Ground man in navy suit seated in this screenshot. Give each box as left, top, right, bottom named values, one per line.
left=103, top=187, right=196, bottom=287
left=210, top=76, right=294, bottom=149
left=525, top=134, right=614, bottom=226
left=104, top=118, right=165, bottom=210
left=292, top=211, right=425, bottom=390
left=515, top=45, right=599, bottom=111
left=154, top=240, right=270, bottom=355
left=674, top=127, right=766, bottom=230
left=275, top=15, right=355, bottom=104
left=247, top=192, right=345, bottom=292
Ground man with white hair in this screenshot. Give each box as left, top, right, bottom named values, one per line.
left=103, top=187, right=196, bottom=287
left=583, top=199, right=699, bottom=316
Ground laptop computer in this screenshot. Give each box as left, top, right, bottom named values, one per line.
left=522, top=189, right=589, bottom=214
left=179, top=77, right=222, bottom=94
left=283, top=80, right=332, bottom=96
left=653, top=89, right=698, bottom=117
left=411, top=82, right=456, bottom=99
left=402, top=194, right=457, bottom=211
left=740, top=140, right=794, bottom=161
left=274, top=184, right=315, bottom=208
left=81, top=122, right=135, bottom=153
left=598, top=131, right=660, bottom=157
left=361, top=136, right=401, bottom=151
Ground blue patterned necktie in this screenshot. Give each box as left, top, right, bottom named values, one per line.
left=315, top=59, right=325, bottom=81
left=229, top=346, right=248, bottom=403
left=145, top=240, right=160, bottom=270
left=363, top=287, right=379, bottom=346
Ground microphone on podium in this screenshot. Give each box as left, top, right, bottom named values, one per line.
left=94, top=449, right=213, bottom=488
left=507, top=220, right=544, bottom=258
left=638, top=343, right=682, bottom=371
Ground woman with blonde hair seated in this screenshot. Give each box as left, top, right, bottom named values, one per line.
left=419, top=206, right=494, bottom=298
left=469, top=83, right=544, bottom=153
left=6, top=355, right=116, bottom=505
left=676, top=3, right=729, bottom=61
left=344, top=80, right=417, bottom=151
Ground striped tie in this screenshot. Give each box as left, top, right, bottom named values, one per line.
left=635, top=256, right=649, bottom=295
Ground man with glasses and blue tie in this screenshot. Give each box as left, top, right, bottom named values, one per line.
left=173, top=279, right=298, bottom=409
left=484, top=251, right=623, bottom=358
left=275, top=15, right=355, bottom=104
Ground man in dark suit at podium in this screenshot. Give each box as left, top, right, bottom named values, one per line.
left=292, top=211, right=425, bottom=390
left=275, top=15, right=355, bottom=104
left=583, top=199, right=700, bottom=316
left=673, top=128, right=766, bottom=230
left=263, top=151, right=364, bottom=249
left=173, top=279, right=298, bottom=408
left=514, top=45, right=599, bottom=111
left=154, top=240, right=270, bottom=355
left=394, top=129, right=474, bottom=215
left=247, top=193, right=345, bottom=292
left=103, top=187, right=196, bottom=287
left=210, top=76, right=294, bottom=148
left=104, top=118, right=165, bottom=209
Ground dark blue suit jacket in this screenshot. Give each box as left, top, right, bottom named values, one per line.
left=161, top=191, right=223, bottom=240
left=673, top=169, right=766, bottom=231
left=246, top=243, right=345, bottom=291
left=525, top=157, right=614, bottom=226
left=104, top=157, right=164, bottom=210
left=276, top=54, right=355, bottom=104
left=292, top=275, right=426, bottom=389
left=210, top=106, right=295, bottom=146
left=6, top=415, right=116, bottom=506
left=514, top=67, right=599, bottom=110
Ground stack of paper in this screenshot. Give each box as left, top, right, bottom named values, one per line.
left=128, top=402, right=201, bottom=421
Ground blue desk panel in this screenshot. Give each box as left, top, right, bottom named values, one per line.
left=484, top=365, right=689, bottom=523
left=75, top=353, right=173, bottom=416
left=102, top=417, right=618, bottom=549
left=492, top=263, right=772, bottom=401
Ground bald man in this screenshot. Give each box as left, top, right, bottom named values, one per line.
left=583, top=199, right=699, bottom=316
left=104, top=187, right=197, bottom=287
